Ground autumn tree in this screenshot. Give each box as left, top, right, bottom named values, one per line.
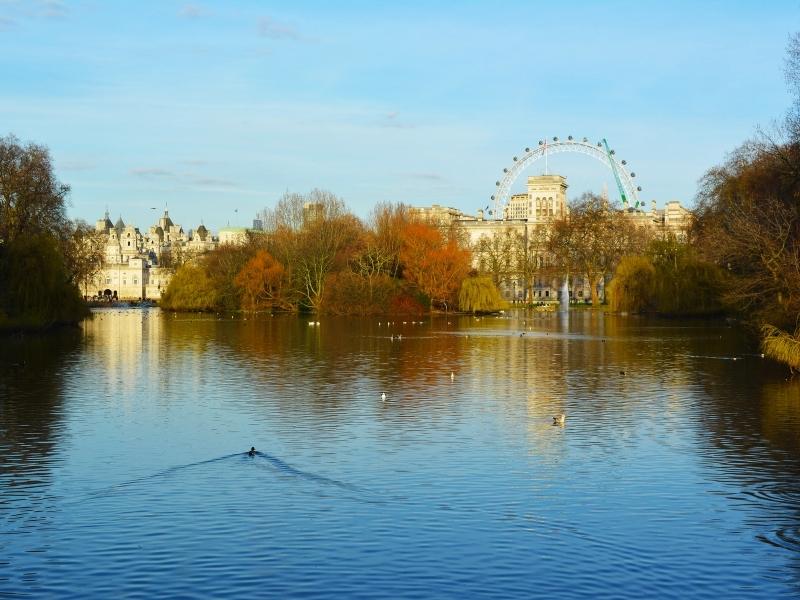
left=261, top=189, right=363, bottom=312
left=695, top=140, right=800, bottom=329
left=233, top=249, right=289, bottom=311
left=400, top=221, right=471, bottom=310
left=369, top=202, right=411, bottom=278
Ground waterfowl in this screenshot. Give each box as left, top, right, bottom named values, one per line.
left=381, top=392, right=387, bottom=401
left=553, top=414, right=566, bottom=426
left=248, top=446, right=256, bottom=457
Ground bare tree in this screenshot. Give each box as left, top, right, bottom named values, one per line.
left=0, top=134, right=70, bottom=243
left=262, top=189, right=363, bottom=312
left=548, top=193, right=645, bottom=305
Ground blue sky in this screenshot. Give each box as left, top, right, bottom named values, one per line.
left=1, top=0, right=796, bottom=231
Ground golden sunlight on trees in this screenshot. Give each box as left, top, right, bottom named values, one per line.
left=399, top=221, right=471, bottom=311
left=262, top=190, right=363, bottom=312
left=608, top=236, right=725, bottom=316
left=160, top=263, right=218, bottom=311
left=459, top=273, right=507, bottom=313
left=233, top=250, right=288, bottom=311
left=607, top=256, right=656, bottom=313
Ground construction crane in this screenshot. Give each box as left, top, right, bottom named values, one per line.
left=601, top=138, right=637, bottom=209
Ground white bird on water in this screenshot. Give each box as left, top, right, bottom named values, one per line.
left=381, top=392, right=387, bottom=401
left=450, top=371, right=455, bottom=382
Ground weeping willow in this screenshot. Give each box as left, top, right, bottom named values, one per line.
left=160, top=263, right=219, bottom=311
left=459, top=275, right=507, bottom=313
left=0, top=234, right=88, bottom=330
left=607, top=256, right=656, bottom=313
left=761, top=324, right=800, bottom=371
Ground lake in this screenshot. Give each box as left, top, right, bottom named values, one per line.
left=2, top=308, right=800, bottom=598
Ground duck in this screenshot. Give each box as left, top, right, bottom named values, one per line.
left=248, top=446, right=257, bottom=457
left=381, top=392, right=387, bottom=402
left=553, top=414, right=566, bottom=426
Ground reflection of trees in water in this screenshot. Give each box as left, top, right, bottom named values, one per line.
left=204, top=315, right=468, bottom=424
left=685, top=334, right=800, bottom=587
left=0, top=328, right=80, bottom=502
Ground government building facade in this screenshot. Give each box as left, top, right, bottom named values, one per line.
left=412, top=174, right=691, bottom=302
left=89, top=210, right=246, bottom=301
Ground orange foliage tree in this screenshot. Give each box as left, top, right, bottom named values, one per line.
left=233, top=249, right=289, bottom=311
left=399, top=221, right=471, bottom=310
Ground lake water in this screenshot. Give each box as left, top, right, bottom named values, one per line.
left=2, top=308, right=800, bottom=598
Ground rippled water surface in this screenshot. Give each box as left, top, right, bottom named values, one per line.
left=2, top=309, right=800, bottom=598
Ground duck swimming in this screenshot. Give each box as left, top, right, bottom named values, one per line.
left=553, top=414, right=566, bottom=426
left=248, top=446, right=256, bottom=457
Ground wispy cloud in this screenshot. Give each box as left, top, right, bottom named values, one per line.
left=380, top=112, right=414, bottom=129
left=38, top=0, right=66, bottom=19
left=130, top=166, right=238, bottom=190
left=192, top=176, right=237, bottom=188
left=179, top=4, right=207, bottom=19
left=131, top=168, right=176, bottom=178
left=406, top=172, right=445, bottom=181
left=257, top=16, right=300, bottom=41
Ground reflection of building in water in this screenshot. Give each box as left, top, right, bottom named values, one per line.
left=410, top=174, right=691, bottom=302
left=90, top=210, right=221, bottom=300
left=84, top=309, right=163, bottom=399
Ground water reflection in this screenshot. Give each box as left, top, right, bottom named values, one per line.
left=0, top=329, right=80, bottom=489
left=1, top=309, right=800, bottom=598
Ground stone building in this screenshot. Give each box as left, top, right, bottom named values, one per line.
left=410, top=174, right=691, bottom=302
left=90, top=210, right=218, bottom=301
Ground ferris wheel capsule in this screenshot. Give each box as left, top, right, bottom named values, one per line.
left=491, top=195, right=495, bottom=200
left=582, top=137, right=588, bottom=142
left=495, top=181, right=500, bottom=186
left=568, top=135, right=573, bottom=140
left=637, top=186, right=642, bottom=191
left=553, top=136, right=558, bottom=141
left=621, top=160, right=627, bottom=165
left=630, top=172, right=635, bottom=177
left=513, top=156, right=517, bottom=161
left=503, top=168, right=508, bottom=173
left=597, top=142, right=602, bottom=147
left=610, top=149, right=615, bottom=155
left=525, top=147, right=530, bottom=152
left=538, top=140, right=544, bottom=145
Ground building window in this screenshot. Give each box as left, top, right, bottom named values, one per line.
left=106, top=277, right=111, bottom=284
left=133, top=277, right=138, bottom=284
